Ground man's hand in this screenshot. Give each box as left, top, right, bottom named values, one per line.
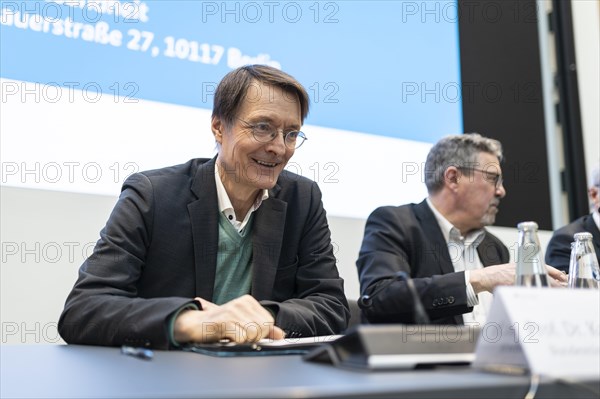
left=469, top=263, right=516, bottom=294
left=470, top=263, right=568, bottom=294
left=173, top=295, right=285, bottom=344
left=546, top=265, right=568, bottom=288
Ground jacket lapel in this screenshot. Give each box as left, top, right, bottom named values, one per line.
left=188, top=159, right=219, bottom=300
left=251, top=186, right=287, bottom=300
left=414, top=200, right=454, bottom=274
left=477, top=234, right=503, bottom=266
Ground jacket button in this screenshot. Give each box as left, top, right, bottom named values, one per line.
left=448, top=296, right=455, bottom=304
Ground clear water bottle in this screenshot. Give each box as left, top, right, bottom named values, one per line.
left=567, top=241, right=576, bottom=287
left=568, top=232, right=600, bottom=289
left=515, top=221, right=550, bottom=287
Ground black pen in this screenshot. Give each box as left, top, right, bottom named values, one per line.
left=121, top=345, right=154, bottom=360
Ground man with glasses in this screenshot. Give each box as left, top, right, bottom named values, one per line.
left=59, top=65, right=349, bottom=348
left=546, top=162, right=600, bottom=273
left=356, top=133, right=566, bottom=325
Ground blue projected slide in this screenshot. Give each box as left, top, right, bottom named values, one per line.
left=1, top=0, right=463, bottom=218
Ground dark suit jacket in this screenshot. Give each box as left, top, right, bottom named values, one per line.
left=356, top=200, right=509, bottom=325
left=545, top=214, right=600, bottom=273
left=58, top=158, right=349, bottom=349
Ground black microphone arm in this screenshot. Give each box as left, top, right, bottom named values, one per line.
left=359, top=271, right=431, bottom=324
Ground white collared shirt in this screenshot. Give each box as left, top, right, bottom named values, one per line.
left=215, top=166, right=269, bottom=234
left=426, top=198, right=492, bottom=325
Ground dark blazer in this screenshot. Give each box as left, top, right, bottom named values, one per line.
left=545, top=214, right=600, bottom=273
left=58, top=158, right=349, bottom=349
left=356, top=200, right=509, bottom=325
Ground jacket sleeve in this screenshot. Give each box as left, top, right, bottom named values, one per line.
left=356, top=206, right=472, bottom=324
left=260, top=182, right=349, bottom=337
left=545, top=228, right=573, bottom=273
left=58, top=173, right=196, bottom=349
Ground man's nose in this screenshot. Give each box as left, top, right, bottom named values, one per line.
left=265, top=132, right=287, bottom=154
left=496, top=183, right=506, bottom=198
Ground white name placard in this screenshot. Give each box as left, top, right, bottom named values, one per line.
left=473, top=286, right=600, bottom=379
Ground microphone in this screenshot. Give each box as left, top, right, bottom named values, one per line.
left=359, top=271, right=430, bottom=324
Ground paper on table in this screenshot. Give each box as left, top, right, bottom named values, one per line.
left=257, top=335, right=343, bottom=347
left=183, top=335, right=344, bottom=357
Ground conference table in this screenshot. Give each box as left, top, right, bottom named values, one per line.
left=2, top=344, right=598, bottom=398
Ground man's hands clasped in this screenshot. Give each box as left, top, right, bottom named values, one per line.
left=173, top=295, right=285, bottom=344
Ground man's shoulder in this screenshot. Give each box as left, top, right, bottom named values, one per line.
left=369, top=201, right=425, bottom=218
left=552, top=215, right=590, bottom=238
left=121, top=158, right=212, bottom=196
left=363, top=203, right=427, bottom=232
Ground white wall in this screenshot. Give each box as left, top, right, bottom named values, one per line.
left=1, top=187, right=117, bottom=344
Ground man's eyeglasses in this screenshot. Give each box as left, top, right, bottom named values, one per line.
left=459, top=167, right=504, bottom=189
left=237, top=119, right=307, bottom=149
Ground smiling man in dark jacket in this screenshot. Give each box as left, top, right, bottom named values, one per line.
left=58, top=65, right=349, bottom=349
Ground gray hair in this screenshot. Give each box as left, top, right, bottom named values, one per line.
left=425, top=133, right=503, bottom=194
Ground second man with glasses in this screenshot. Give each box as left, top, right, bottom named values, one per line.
left=356, top=133, right=566, bottom=326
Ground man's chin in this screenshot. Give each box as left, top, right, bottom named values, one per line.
left=253, top=175, right=279, bottom=190
left=481, top=214, right=497, bottom=226
left=244, top=168, right=282, bottom=189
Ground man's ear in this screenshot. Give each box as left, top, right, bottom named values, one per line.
left=444, top=167, right=461, bottom=191
left=211, top=117, right=224, bottom=144
left=589, top=186, right=599, bottom=210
